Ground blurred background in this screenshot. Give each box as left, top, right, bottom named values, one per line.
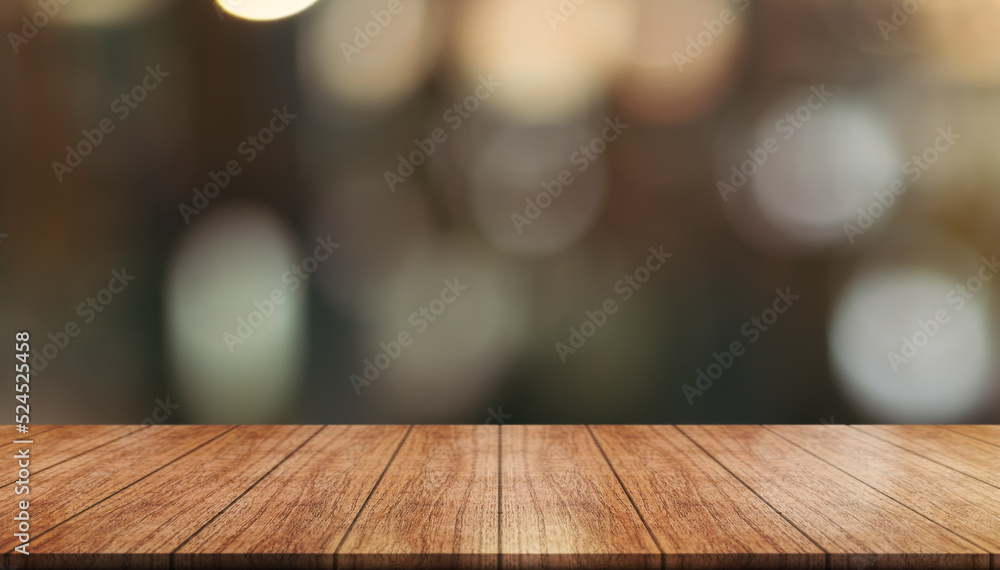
left=2, top=0, right=1000, bottom=425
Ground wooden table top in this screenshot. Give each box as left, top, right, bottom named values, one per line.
left=5, top=425, right=1000, bottom=569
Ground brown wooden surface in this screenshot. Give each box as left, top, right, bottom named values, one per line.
left=13, top=425, right=316, bottom=569
left=768, top=425, right=1000, bottom=555
left=501, top=425, right=659, bottom=569
left=337, top=425, right=498, bottom=570
left=175, top=425, right=409, bottom=570
left=941, top=425, right=1000, bottom=447
left=679, top=425, right=989, bottom=569
left=3, top=425, right=999, bottom=569
left=0, top=425, right=230, bottom=553
left=2, top=425, right=145, bottom=486
left=591, top=425, right=824, bottom=569
left=853, top=425, right=1000, bottom=491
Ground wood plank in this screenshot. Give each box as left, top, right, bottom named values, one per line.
left=337, top=425, right=497, bottom=570
left=769, top=425, right=1000, bottom=554
left=940, top=425, right=1000, bottom=448
left=501, top=425, right=659, bottom=570
left=853, top=425, right=1000, bottom=489
left=591, top=425, right=824, bottom=569
left=1, top=425, right=145, bottom=486
left=174, top=425, right=409, bottom=570
left=0, top=425, right=62, bottom=484
left=2, top=425, right=59, bottom=438
left=0, top=425, right=231, bottom=554
left=680, top=425, right=988, bottom=569
left=14, top=425, right=319, bottom=569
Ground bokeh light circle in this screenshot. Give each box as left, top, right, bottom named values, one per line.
left=830, top=264, right=994, bottom=422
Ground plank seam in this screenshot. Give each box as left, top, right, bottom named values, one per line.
left=0, top=425, right=149, bottom=489
left=585, top=425, right=665, bottom=570
left=5, top=425, right=238, bottom=556
left=6, top=424, right=62, bottom=440
left=849, top=426, right=1000, bottom=492
left=168, top=424, right=327, bottom=562
left=937, top=426, right=1000, bottom=449
left=333, top=424, right=414, bottom=567
left=762, top=425, right=993, bottom=557
left=675, top=425, right=831, bottom=570
left=497, top=424, right=502, bottom=570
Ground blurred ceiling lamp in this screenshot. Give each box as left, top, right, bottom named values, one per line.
left=470, top=121, right=608, bottom=256
left=216, top=0, right=319, bottom=22
left=298, top=0, right=440, bottom=114
left=617, top=0, right=746, bottom=123
left=454, top=0, right=635, bottom=124
left=748, top=95, right=900, bottom=249
left=166, top=202, right=306, bottom=423
left=362, top=238, right=528, bottom=419
left=830, top=263, right=995, bottom=423
left=53, top=0, right=170, bottom=26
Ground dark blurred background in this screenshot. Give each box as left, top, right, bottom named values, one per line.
left=2, top=0, right=999, bottom=425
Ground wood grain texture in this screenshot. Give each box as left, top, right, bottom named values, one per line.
left=680, top=425, right=989, bottom=570
left=0, top=425, right=231, bottom=554
left=941, top=425, right=1000, bottom=447
left=501, top=425, right=659, bottom=569
left=853, top=425, right=1000, bottom=489
left=3, top=425, right=998, bottom=569
left=174, top=425, right=409, bottom=570
left=337, top=425, right=498, bottom=570
left=3, top=425, right=58, bottom=438
left=591, top=425, right=824, bottom=569
left=14, top=425, right=318, bottom=569
left=2, top=425, right=145, bottom=485
left=769, top=425, right=1000, bottom=554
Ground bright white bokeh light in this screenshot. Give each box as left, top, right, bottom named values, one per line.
left=830, top=265, right=995, bottom=423
left=216, top=0, right=319, bottom=22
left=166, top=202, right=305, bottom=423
left=298, top=0, right=439, bottom=113
left=751, top=97, right=901, bottom=247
